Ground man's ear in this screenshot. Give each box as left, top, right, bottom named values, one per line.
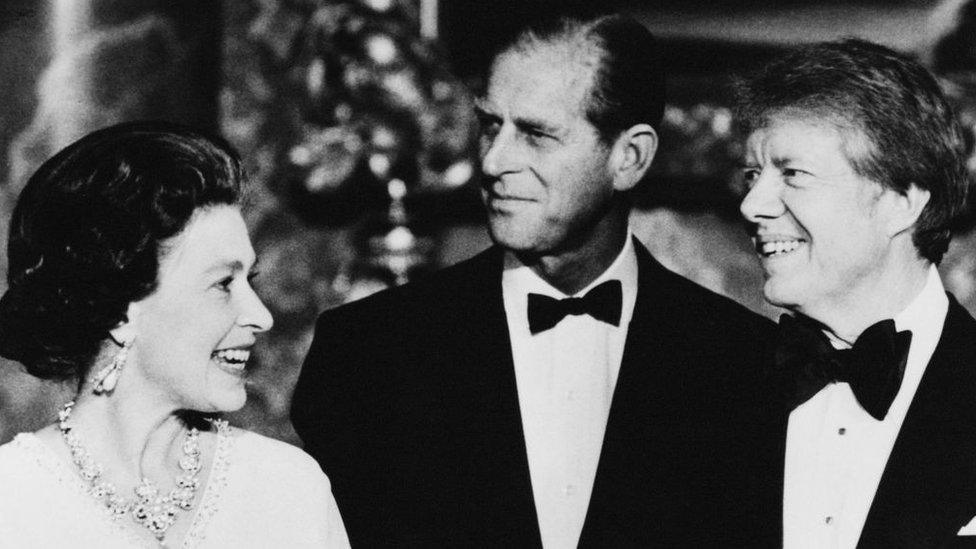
left=609, top=123, right=658, bottom=192
left=108, top=302, right=140, bottom=347
left=884, top=183, right=930, bottom=238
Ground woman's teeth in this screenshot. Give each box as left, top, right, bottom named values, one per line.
left=758, top=240, right=802, bottom=256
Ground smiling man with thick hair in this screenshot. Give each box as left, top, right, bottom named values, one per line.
left=736, top=39, right=976, bottom=547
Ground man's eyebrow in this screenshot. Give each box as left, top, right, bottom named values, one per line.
left=736, top=155, right=796, bottom=168
left=514, top=116, right=560, bottom=136
left=473, top=102, right=560, bottom=136
left=771, top=157, right=796, bottom=170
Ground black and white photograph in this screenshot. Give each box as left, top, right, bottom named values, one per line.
left=0, top=0, right=975, bottom=547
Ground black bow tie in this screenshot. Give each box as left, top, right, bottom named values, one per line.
left=775, top=314, right=913, bottom=420
left=527, top=280, right=623, bottom=335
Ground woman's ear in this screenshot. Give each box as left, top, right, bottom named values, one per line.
left=108, top=302, right=139, bottom=347
left=609, top=123, right=658, bottom=192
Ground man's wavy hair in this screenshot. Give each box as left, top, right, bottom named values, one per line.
left=733, top=39, right=971, bottom=264
left=0, top=121, right=244, bottom=380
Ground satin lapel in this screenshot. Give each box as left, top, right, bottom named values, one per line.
left=449, top=247, right=542, bottom=545
left=579, top=240, right=673, bottom=543
left=859, top=296, right=976, bottom=547
left=593, top=240, right=670, bottom=445
left=580, top=241, right=784, bottom=546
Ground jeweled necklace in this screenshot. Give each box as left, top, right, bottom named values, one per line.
left=57, top=401, right=214, bottom=545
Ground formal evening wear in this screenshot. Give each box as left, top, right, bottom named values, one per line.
left=292, top=238, right=784, bottom=548
left=525, top=279, right=624, bottom=334
left=502, top=238, right=636, bottom=547
left=781, top=267, right=976, bottom=547
left=0, top=427, right=350, bottom=548
left=777, top=314, right=913, bottom=421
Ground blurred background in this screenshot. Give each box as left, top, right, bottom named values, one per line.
left=1, top=0, right=974, bottom=444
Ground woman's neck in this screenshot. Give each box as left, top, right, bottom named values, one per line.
left=64, top=390, right=187, bottom=486
left=37, top=388, right=220, bottom=547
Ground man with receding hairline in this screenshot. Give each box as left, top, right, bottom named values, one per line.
left=294, top=12, right=782, bottom=547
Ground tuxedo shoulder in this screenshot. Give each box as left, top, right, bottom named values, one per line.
left=300, top=248, right=498, bottom=389
left=937, top=292, right=976, bottom=358
left=674, top=274, right=769, bottom=322
left=315, top=248, right=496, bottom=327
left=295, top=250, right=499, bottom=430
left=646, top=258, right=775, bottom=334
left=948, top=292, right=976, bottom=329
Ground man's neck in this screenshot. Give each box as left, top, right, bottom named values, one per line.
left=798, top=260, right=932, bottom=344
left=517, top=221, right=629, bottom=295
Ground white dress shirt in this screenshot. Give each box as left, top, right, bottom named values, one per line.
left=501, top=236, right=638, bottom=549
left=783, top=266, right=948, bottom=549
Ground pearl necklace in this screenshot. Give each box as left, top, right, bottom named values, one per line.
left=57, top=401, right=222, bottom=545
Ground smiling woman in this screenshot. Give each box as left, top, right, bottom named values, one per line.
left=0, top=122, right=349, bottom=548
left=129, top=205, right=272, bottom=414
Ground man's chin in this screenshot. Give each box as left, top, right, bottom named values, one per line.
left=762, top=280, right=803, bottom=311
left=486, top=222, right=540, bottom=252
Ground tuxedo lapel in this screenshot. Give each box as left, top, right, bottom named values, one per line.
left=859, top=296, right=976, bottom=547
left=578, top=241, right=672, bottom=545
left=591, top=241, right=671, bottom=448
left=580, top=240, right=784, bottom=547
left=442, top=247, right=542, bottom=544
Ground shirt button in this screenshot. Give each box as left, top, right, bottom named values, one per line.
left=563, top=484, right=577, bottom=496
left=825, top=516, right=834, bottom=525
left=838, top=427, right=846, bottom=435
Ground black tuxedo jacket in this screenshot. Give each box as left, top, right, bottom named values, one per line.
left=843, top=295, right=976, bottom=548
left=292, top=242, right=785, bottom=547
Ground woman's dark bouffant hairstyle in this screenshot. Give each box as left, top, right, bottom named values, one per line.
left=0, top=121, right=244, bottom=380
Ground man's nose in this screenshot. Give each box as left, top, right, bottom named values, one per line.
left=480, top=125, right=519, bottom=178
left=740, top=172, right=785, bottom=223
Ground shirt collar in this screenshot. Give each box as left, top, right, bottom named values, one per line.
left=893, top=264, right=948, bottom=346
left=502, top=234, right=640, bottom=329
left=821, top=266, right=947, bottom=351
